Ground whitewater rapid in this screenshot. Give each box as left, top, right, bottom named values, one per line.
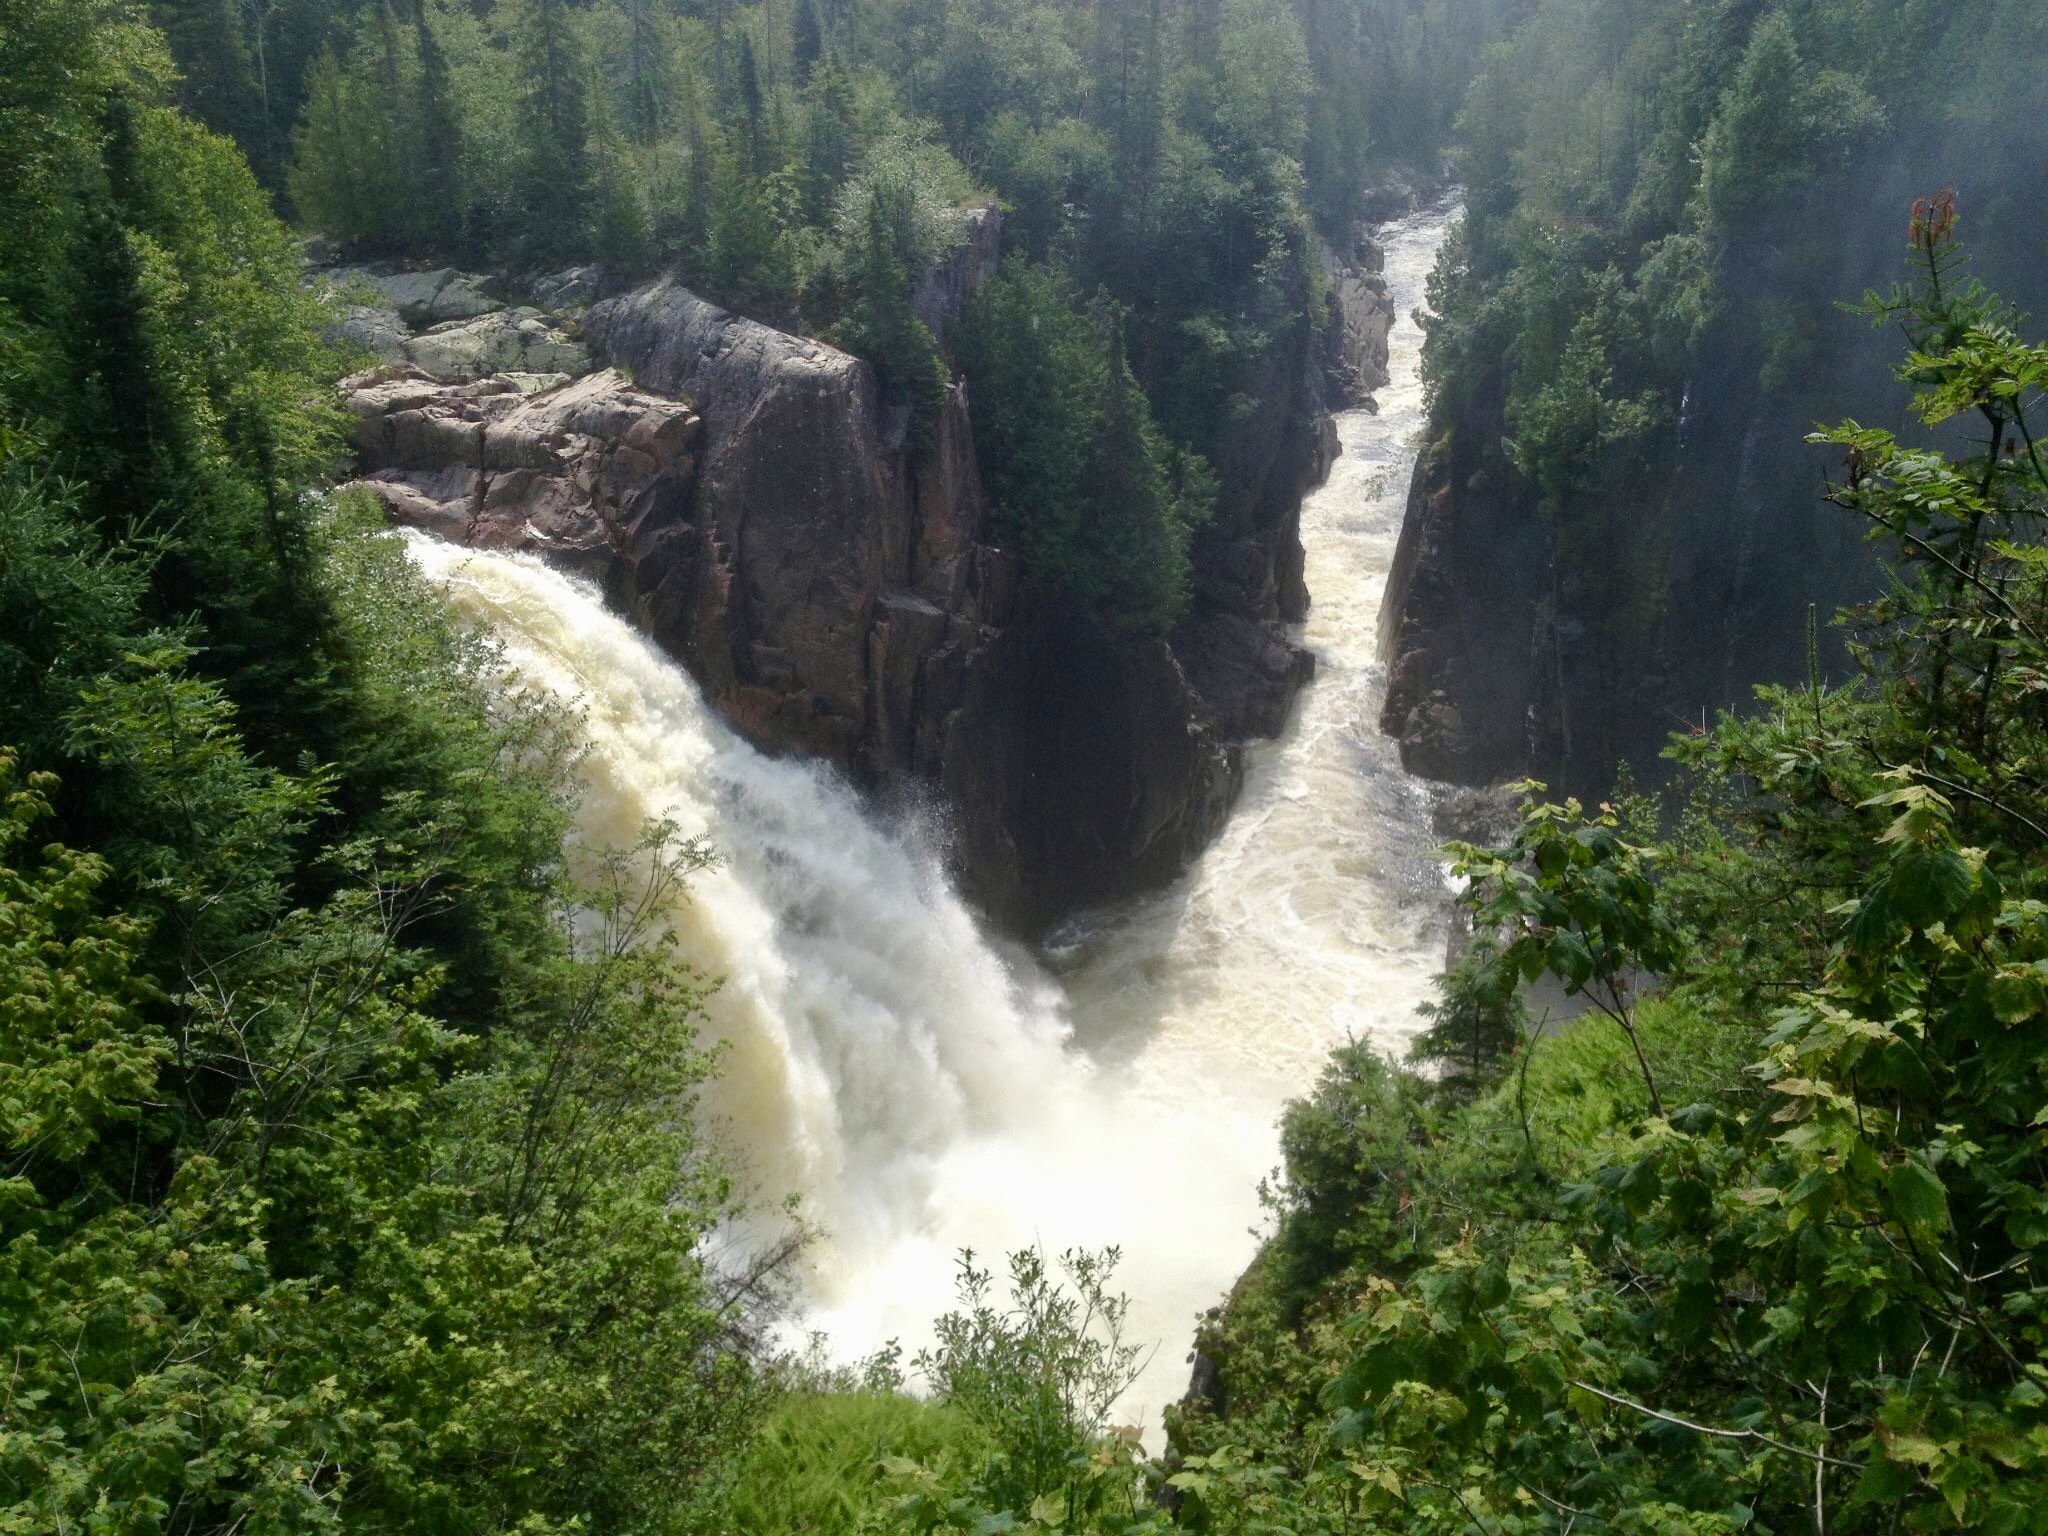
left=404, top=202, right=1454, bottom=1426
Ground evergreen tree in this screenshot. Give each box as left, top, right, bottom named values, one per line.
left=796, top=58, right=857, bottom=225
left=588, top=76, right=655, bottom=271
left=792, top=0, right=823, bottom=84
left=413, top=7, right=464, bottom=243
left=614, top=0, right=673, bottom=144
left=736, top=31, right=765, bottom=173
left=830, top=182, right=947, bottom=439
left=509, top=0, right=591, bottom=260
left=287, top=44, right=405, bottom=252
left=706, top=137, right=791, bottom=314
left=149, top=0, right=268, bottom=177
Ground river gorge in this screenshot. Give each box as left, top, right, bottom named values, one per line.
left=405, top=203, right=1457, bottom=1424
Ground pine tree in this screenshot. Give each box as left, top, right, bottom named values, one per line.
left=149, top=0, right=268, bottom=178
left=287, top=45, right=403, bottom=252
left=615, top=0, right=673, bottom=145
left=706, top=137, right=791, bottom=315
left=412, top=8, right=464, bottom=247
left=509, top=0, right=591, bottom=261
left=797, top=59, right=856, bottom=225
left=791, top=0, right=823, bottom=84
left=588, top=79, right=654, bottom=271
left=830, top=182, right=947, bottom=440
left=737, top=32, right=765, bottom=173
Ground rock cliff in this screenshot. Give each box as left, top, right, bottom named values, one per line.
left=1319, top=228, right=1395, bottom=405
left=339, top=211, right=1353, bottom=933
left=1376, top=349, right=1878, bottom=798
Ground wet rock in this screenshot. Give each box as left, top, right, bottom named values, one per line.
left=1173, top=609, right=1316, bottom=740
left=1320, top=232, right=1396, bottom=404
left=944, top=594, right=1245, bottom=932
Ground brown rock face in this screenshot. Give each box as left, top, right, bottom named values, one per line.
left=339, top=366, right=699, bottom=582
left=580, top=280, right=910, bottom=764
left=356, top=232, right=1337, bottom=934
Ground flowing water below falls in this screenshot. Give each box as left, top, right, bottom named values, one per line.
left=406, top=203, right=1455, bottom=1426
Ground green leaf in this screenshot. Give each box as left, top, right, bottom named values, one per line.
left=1888, top=846, right=1975, bottom=929
left=1888, top=1158, right=1949, bottom=1239
left=1988, top=970, right=2045, bottom=1023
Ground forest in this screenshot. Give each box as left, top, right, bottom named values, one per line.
left=4, top=0, right=2048, bottom=1531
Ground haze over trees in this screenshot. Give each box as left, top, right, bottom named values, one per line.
left=1402, top=0, right=2048, bottom=793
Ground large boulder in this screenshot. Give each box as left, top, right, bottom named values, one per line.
left=523, top=265, right=607, bottom=313
left=331, top=303, right=409, bottom=364
left=1320, top=231, right=1396, bottom=403
left=582, top=280, right=904, bottom=762
left=943, top=595, right=1245, bottom=932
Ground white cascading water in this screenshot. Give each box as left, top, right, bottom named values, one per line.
left=404, top=203, right=1455, bottom=1426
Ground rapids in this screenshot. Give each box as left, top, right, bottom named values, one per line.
left=404, top=201, right=1457, bottom=1426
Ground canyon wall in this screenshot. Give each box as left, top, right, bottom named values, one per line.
left=1376, top=343, right=1881, bottom=798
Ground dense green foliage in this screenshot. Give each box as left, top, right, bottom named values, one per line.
left=152, top=0, right=1510, bottom=631
left=959, top=268, right=1214, bottom=633
left=1, top=6, right=782, bottom=1528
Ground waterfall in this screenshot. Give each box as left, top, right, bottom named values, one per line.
left=404, top=201, right=1457, bottom=1424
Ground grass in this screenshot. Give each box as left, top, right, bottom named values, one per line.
left=727, top=1389, right=989, bottom=1534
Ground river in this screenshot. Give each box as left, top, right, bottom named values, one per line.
left=404, top=200, right=1456, bottom=1426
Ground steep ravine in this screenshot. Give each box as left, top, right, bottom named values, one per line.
left=397, top=201, right=1459, bottom=1427
left=335, top=208, right=1397, bottom=933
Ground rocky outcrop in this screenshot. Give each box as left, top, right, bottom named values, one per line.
left=943, top=596, right=1245, bottom=928
left=1377, top=337, right=1878, bottom=799
left=315, top=265, right=593, bottom=379
left=403, top=308, right=591, bottom=381
left=578, top=280, right=910, bottom=763
left=1320, top=230, right=1396, bottom=404
left=320, top=265, right=501, bottom=327
left=1163, top=242, right=1350, bottom=749
left=913, top=204, right=1002, bottom=353
left=339, top=366, right=698, bottom=582
left=1377, top=411, right=1551, bottom=783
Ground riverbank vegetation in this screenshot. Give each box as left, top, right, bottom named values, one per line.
left=4, top=5, right=783, bottom=1524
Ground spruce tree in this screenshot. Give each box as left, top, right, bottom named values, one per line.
left=792, top=0, right=823, bottom=84
left=509, top=0, right=591, bottom=261
left=412, top=8, right=464, bottom=247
